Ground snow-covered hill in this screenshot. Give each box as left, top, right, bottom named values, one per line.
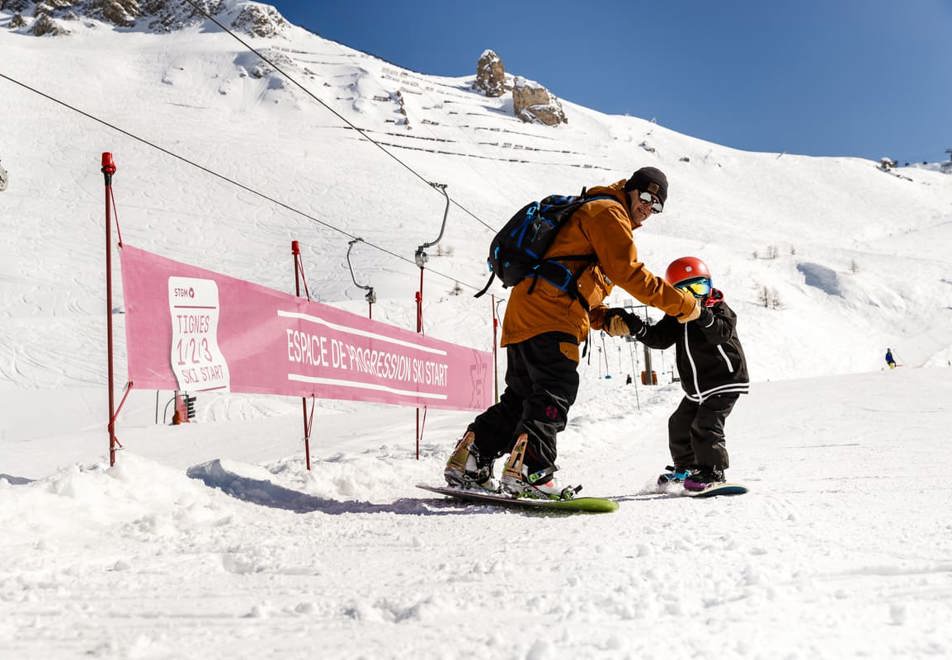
left=2, top=4, right=950, bottom=393
left=2, top=6, right=952, bottom=658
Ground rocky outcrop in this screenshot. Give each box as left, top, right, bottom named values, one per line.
left=90, top=0, right=138, bottom=27
left=473, top=49, right=506, bottom=97
left=230, top=3, right=285, bottom=38
left=138, top=0, right=222, bottom=32
left=3, top=0, right=290, bottom=37
left=1, top=0, right=33, bottom=12
left=32, top=11, right=67, bottom=34
left=473, top=50, right=566, bottom=125
left=511, top=76, right=566, bottom=126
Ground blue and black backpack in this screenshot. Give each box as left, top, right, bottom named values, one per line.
left=474, top=192, right=616, bottom=309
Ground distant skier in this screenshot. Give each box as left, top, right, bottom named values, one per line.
left=885, top=348, right=897, bottom=369
left=0, top=160, right=8, bottom=192
left=606, top=257, right=749, bottom=492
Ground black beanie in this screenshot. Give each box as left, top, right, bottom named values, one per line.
left=623, top=167, right=668, bottom=204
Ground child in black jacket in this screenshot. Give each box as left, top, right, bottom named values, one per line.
left=610, top=257, right=749, bottom=492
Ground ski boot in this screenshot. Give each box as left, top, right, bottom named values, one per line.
left=444, top=431, right=496, bottom=491
left=683, top=466, right=726, bottom=493
left=499, top=434, right=580, bottom=500
left=657, top=465, right=693, bottom=487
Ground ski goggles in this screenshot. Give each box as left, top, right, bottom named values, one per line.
left=638, top=191, right=664, bottom=214
left=675, top=277, right=712, bottom=298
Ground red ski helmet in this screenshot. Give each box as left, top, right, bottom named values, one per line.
left=665, top=256, right=711, bottom=287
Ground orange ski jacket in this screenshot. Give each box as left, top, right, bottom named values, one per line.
left=501, top=179, right=697, bottom=347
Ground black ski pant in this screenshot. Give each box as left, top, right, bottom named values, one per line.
left=667, top=393, right=739, bottom=470
left=468, top=332, right=579, bottom=473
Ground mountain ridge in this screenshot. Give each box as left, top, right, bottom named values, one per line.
left=2, top=0, right=288, bottom=37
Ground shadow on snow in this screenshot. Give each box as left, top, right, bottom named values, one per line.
left=186, top=459, right=494, bottom=516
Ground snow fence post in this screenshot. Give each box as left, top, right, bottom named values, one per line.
left=291, top=240, right=313, bottom=471
left=101, top=152, right=119, bottom=466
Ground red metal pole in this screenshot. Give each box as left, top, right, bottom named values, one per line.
left=415, top=267, right=424, bottom=460
left=102, top=152, right=118, bottom=466
left=302, top=397, right=311, bottom=471
left=292, top=240, right=312, bottom=471
left=416, top=268, right=424, bottom=334
left=292, top=240, right=301, bottom=295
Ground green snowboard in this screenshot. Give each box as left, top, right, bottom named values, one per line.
left=416, top=483, right=618, bottom=513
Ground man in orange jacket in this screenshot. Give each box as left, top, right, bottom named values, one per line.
left=445, top=167, right=700, bottom=499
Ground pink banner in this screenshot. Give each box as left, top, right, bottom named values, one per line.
left=120, top=245, right=493, bottom=411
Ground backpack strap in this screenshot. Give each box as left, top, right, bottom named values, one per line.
left=473, top=194, right=619, bottom=303
left=531, top=193, right=619, bottom=310
left=474, top=272, right=495, bottom=299
left=537, top=193, right=618, bottom=273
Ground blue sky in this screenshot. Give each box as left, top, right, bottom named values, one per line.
left=272, top=0, right=950, bottom=164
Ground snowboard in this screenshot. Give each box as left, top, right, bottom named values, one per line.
left=681, top=482, right=748, bottom=498
left=416, top=483, right=618, bottom=513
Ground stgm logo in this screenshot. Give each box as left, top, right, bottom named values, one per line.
left=173, top=287, right=196, bottom=299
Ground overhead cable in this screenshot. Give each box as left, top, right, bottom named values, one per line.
left=180, top=0, right=498, bottom=234
left=0, top=71, right=488, bottom=293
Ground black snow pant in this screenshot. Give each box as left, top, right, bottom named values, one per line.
left=468, top=332, right=579, bottom=473
left=667, top=393, right=739, bottom=470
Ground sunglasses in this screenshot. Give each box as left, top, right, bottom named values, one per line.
left=675, top=277, right=711, bottom=298
left=638, top=191, right=663, bottom=214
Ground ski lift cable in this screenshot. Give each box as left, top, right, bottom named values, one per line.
left=180, top=0, right=498, bottom=235
left=388, top=77, right=513, bottom=238
left=0, top=71, right=489, bottom=293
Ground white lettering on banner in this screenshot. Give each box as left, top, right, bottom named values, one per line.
left=286, top=330, right=332, bottom=367
left=276, top=310, right=447, bottom=355
left=279, top=309, right=452, bottom=397
left=168, top=277, right=231, bottom=392
left=287, top=374, right=448, bottom=400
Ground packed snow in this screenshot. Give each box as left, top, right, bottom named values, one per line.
left=1, top=4, right=951, bottom=658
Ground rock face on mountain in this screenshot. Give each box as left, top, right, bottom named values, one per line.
left=473, top=49, right=506, bottom=97
left=1, top=0, right=289, bottom=37
left=512, top=76, right=567, bottom=126
left=472, top=51, right=566, bottom=125
left=230, top=3, right=285, bottom=38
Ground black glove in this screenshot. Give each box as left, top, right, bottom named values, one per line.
left=695, top=307, right=714, bottom=327
left=604, top=308, right=646, bottom=338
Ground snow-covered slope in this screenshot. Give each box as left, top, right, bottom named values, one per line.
left=2, top=7, right=952, bottom=658
left=2, top=8, right=950, bottom=395
left=3, top=364, right=951, bottom=659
